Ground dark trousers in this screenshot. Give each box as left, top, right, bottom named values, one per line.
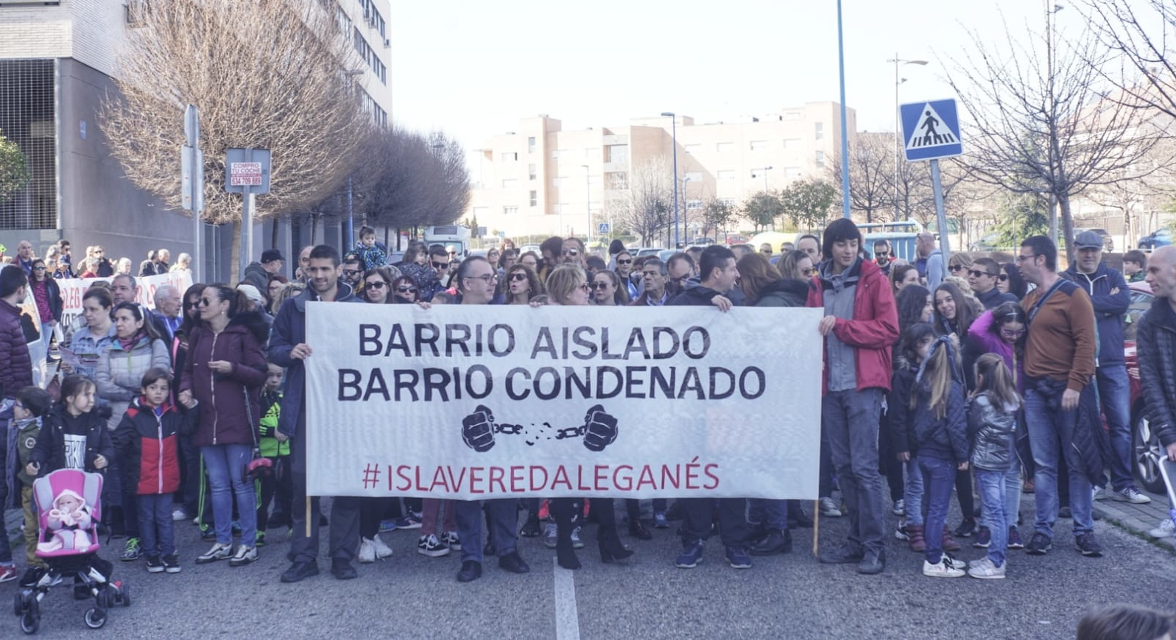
left=256, top=456, right=293, bottom=531
left=956, top=467, right=975, bottom=521
left=680, top=498, right=748, bottom=549
left=177, top=433, right=201, bottom=517
left=289, top=472, right=361, bottom=565
left=819, top=424, right=835, bottom=498
left=136, top=493, right=174, bottom=558
left=359, top=498, right=393, bottom=539
left=455, top=499, right=518, bottom=564
left=823, top=389, right=887, bottom=552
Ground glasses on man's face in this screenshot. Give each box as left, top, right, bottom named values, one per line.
left=510, top=273, right=528, bottom=282
left=874, top=251, right=890, bottom=259
left=949, top=265, right=964, bottom=273
left=1015, top=254, right=1037, bottom=263
left=617, top=259, right=632, bottom=265
left=802, top=267, right=815, bottom=277
left=578, top=282, right=591, bottom=292
left=432, top=261, right=449, bottom=269
left=563, top=249, right=580, bottom=257
left=33, top=266, right=46, bottom=271
left=760, top=249, right=772, bottom=255
left=343, top=269, right=362, bottom=277
left=591, top=281, right=610, bottom=290
left=397, top=286, right=417, bottom=294
left=465, top=274, right=497, bottom=284
left=968, top=269, right=996, bottom=279
left=366, top=281, right=387, bottom=290
left=998, top=274, right=1009, bottom=282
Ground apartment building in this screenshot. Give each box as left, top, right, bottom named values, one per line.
left=468, top=102, right=855, bottom=240
left=0, top=0, right=391, bottom=277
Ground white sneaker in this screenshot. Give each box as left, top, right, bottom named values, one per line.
left=195, top=543, right=232, bottom=564
left=967, top=557, right=1006, bottom=579
left=819, top=497, right=842, bottom=518
left=1148, top=518, right=1175, bottom=539
left=942, top=554, right=967, bottom=571
left=892, top=499, right=905, bottom=516
left=358, top=538, right=377, bottom=563
left=1092, top=486, right=1105, bottom=501
left=1113, top=487, right=1152, bottom=504
left=172, top=508, right=189, bottom=522
left=228, top=545, right=258, bottom=567
left=371, top=535, right=393, bottom=559
left=923, top=558, right=965, bottom=578
left=416, top=534, right=450, bottom=558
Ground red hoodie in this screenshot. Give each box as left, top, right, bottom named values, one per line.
left=805, top=258, right=899, bottom=394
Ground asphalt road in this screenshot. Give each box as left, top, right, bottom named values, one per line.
left=8, top=498, right=1176, bottom=639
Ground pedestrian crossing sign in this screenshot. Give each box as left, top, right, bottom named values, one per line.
left=900, top=99, right=963, bottom=161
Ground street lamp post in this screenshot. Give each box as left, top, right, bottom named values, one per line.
left=884, top=55, right=928, bottom=221
left=660, top=111, right=680, bottom=248
left=582, top=164, right=592, bottom=247
left=836, top=0, right=851, bottom=218
left=752, top=166, right=773, bottom=230
left=681, top=176, right=691, bottom=242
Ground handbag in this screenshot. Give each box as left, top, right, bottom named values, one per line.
left=242, top=389, right=273, bottom=480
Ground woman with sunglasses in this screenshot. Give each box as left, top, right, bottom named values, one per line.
left=947, top=253, right=973, bottom=279
left=543, top=265, right=633, bottom=569
left=613, top=251, right=639, bottom=301
left=591, top=270, right=630, bottom=306
left=777, top=250, right=816, bottom=286
left=998, top=263, right=1028, bottom=300
left=506, top=264, right=543, bottom=305
left=358, top=268, right=394, bottom=304
left=27, top=258, right=62, bottom=332
left=390, top=275, right=419, bottom=304
left=966, top=301, right=1030, bottom=550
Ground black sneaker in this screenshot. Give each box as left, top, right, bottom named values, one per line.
left=952, top=518, right=977, bottom=538
left=1026, top=533, right=1052, bottom=556
left=330, top=559, right=358, bottom=580
left=1058, top=506, right=1072, bottom=519
left=280, top=561, right=319, bottom=583
left=1075, top=532, right=1103, bottom=557
left=163, top=554, right=181, bottom=574
left=973, top=526, right=991, bottom=548
left=145, top=555, right=164, bottom=573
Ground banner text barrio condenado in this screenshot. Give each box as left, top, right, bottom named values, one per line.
left=304, top=304, right=822, bottom=500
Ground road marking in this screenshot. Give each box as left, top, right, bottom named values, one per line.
left=553, top=558, right=581, bottom=640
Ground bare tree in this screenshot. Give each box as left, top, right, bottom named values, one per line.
left=945, top=19, right=1160, bottom=260
left=829, top=132, right=895, bottom=223
left=1079, top=0, right=1176, bottom=119
left=100, top=0, right=370, bottom=273
left=605, top=158, right=673, bottom=245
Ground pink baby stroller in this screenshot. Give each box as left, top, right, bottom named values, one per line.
left=13, top=470, right=130, bottom=634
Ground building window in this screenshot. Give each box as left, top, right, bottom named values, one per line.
left=604, top=144, right=629, bottom=164
left=717, top=170, right=736, bottom=181
left=503, top=206, right=518, bottom=216
left=472, top=206, right=489, bottom=217
left=686, top=199, right=702, bottom=210
left=814, top=123, right=824, bottom=140
left=716, top=142, right=735, bottom=153
left=784, top=111, right=801, bottom=121
left=529, top=191, right=537, bottom=207
left=502, top=152, right=518, bottom=162
left=605, top=172, right=628, bottom=190
left=528, top=163, right=537, bottom=180
left=502, top=179, right=518, bottom=188
left=750, top=140, right=767, bottom=151
left=528, top=136, right=536, bottom=153
left=685, top=143, right=702, bottom=155
left=684, top=171, right=702, bottom=183
left=815, top=150, right=825, bottom=165
left=719, top=198, right=735, bottom=207
left=553, top=149, right=567, bottom=159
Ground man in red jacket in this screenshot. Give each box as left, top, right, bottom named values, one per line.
left=806, top=219, right=899, bottom=575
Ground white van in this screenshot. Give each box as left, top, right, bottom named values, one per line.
left=423, top=225, right=472, bottom=257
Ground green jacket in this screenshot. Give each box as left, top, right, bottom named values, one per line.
left=258, top=390, right=289, bottom=458
left=15, top=417, right=42, bottom=486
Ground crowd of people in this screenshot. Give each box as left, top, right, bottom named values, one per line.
left=0, top=219, right=1174, bottom=593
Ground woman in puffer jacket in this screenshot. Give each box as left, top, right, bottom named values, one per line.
left=96, top=301, right=171, bottom=561
left=179, top=285, right=268, bottom=568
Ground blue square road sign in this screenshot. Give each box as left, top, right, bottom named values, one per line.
left=900, top=99, right=963, bottom=162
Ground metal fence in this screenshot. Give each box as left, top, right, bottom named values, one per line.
left=0, top=59, right=57, bottom=230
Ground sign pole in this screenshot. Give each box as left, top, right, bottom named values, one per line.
left=183, top=105, right=203, bottom=284
left=930, top=159, right=952, bottom=281
left=241, top=148, right=254, bottom=282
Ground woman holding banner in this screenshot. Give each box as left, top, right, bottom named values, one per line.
left=180, top=285, right=268, bottom=568
left=545, top=265, right=634, bottom=570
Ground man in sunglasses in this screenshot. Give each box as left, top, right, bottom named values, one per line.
left=872, top=240, right=893, bottom=277
left=420, top=245, right=452, bottom=302
left=561, top=237, right=587, bottom=268
left=1062, top=230, right=1145, bottom=507
left=968, top=257, right=1017, bottom=309
left=341, top=255, right=365, bottom=288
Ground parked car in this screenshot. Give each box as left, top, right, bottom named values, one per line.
left=969, top=232, right=1002, bottom=252
left=1138, top=229, right=1172, bottom=251
left=1124, top=281, right=1167, bottom=494
left=634, top=247, right=663, bottom=258
left=1073, top=227, right=1114, bottom=252
left=725, top=235, right=747, bottom=245
left=689, top=237, right=715, bottom=246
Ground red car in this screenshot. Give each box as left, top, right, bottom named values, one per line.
left=725, top=235, right=747, bottom=245
left=1124, top=281, right=1167, bottom=494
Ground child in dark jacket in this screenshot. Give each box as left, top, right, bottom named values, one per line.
left=113, top=368, right=197, bottom=574
left=889, top=323, right=936, bottom=553
left=27, top=376, right=114, bottom=478
left=9, top=386, right=53, bottom=583
left=965, top=354, right=1021, bottom=580
left=911, top=334, right=968, bottom=578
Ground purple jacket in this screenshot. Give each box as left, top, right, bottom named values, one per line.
left=179, top=311, right=268, bottom=448
left=0, top=297, right=32, bottom=398
left=967, top=309, right=1024, bottom=392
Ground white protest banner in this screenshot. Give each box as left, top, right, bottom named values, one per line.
left=305, top=303, right=823, bottom=500
left=58, top=271, right=193, bottom=334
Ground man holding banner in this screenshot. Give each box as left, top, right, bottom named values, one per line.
left=451, top=255, right=531, bottom=583
left=270, top=245, right=364, bottom=583
left=807, top=219, right=899, bottom=575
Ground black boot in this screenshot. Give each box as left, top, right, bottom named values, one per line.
left=787, top=501, right=814, bottom=528
left=749, top=529, right=793, bottom=556
left=551, top=498, right=581, bottom=570
left=594, top=498, right=634, bottom=563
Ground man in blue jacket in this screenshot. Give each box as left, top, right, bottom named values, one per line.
left=1063, top=230, right=1149, bottom=504
left=270, top=244, right=364, bottom=583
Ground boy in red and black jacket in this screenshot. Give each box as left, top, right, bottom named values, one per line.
left=112, top=367, right=197, bottom=574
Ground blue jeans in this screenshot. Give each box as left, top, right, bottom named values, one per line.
left=455, top=499, right=518, bottom=564
left=1004, top=458, right=1023, bottom=531
left=200, top=444, right=257, bottom=546
left=903, top=457, right=925, bottom=527
left=136, top=493, right=175, bottom=557
left=1024, top=386, right=1094, bottom=537
left=748, top=499, right=788, bottom=532
left=975, top=469, right=1008, bottom=567
left=1097, top=365, right=1134, bottom=491
left=918, top=455, right=956, bottom=564
left=822, top=389, right=887, bottom=552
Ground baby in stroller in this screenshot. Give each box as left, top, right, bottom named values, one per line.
left=38, top=488, right=94, bottom=553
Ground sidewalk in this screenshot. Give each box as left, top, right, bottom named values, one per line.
left=1094, top=486, right=1175, bottom=552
